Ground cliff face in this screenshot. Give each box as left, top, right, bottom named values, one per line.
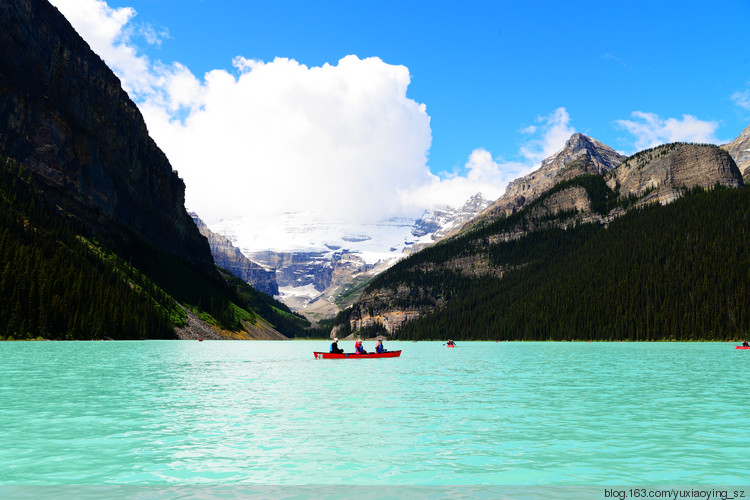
left=477, top=133, right=626, bottom=223
left=0, top=0, right=213, bottom=272
left=606, top=143, right=743, bottom=205
left=191, top=214, right=279, bottom=296
left=721, top=124, right=750, bottom=180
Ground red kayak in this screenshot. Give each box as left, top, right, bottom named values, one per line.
left=736, top=346, right=750, bottom=349
left=313, top=350, right=401, bottom=359
left=447, top=344, right=455, bottom=348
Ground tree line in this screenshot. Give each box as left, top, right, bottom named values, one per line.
left=0, top=156, right=311, bottom=340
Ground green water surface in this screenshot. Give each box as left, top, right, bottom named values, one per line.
left=1, top=341, right=748, bottom=485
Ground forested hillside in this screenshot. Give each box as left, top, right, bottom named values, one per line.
left=335, top=171, right=750, bottom=341
left=0, top=157, right=309, bottom=340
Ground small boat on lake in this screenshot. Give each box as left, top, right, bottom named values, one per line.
left=313, top=350, right=402, bottom=359
left=735, top=346, right=750, bottom=350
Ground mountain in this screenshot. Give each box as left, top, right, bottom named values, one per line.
left=0, top=0, right=212, bottom=274
left=722, top=123, right=750, bottom=182
left=605, top=142, right=742, bottom=205
left=206, top=193, right=493, bottom=321
left=330, top=138, right=746, bottom=341
left=0, top=0, right=309, bottom=340
left=473, top=133, right=626, bottom=226
left=409, top=193, right=493, bottom=250
left=191, top=213, right=279, bottom=296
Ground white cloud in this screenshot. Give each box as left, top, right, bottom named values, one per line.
left=408, top=109, right=576, bottom=209
left=519, top=107, right=576, bottom=165
left=405, top=149, right=513, bottom=210
left=51, top=0, right=433, bottom=225
left=50, top=0, right=161, bottom=99
left=49, top=0, right=575, bottom=247
left=732, top=89, right=750, bottom=111
left=615, top=111, right=720, bottom=151
left=144, top=55, right=433, bottom=223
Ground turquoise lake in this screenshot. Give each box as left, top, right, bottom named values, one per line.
left=1, top=340, right=749, bottom=488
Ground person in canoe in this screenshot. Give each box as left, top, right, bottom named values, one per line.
left=743, top=340, right=749, bottom=347
left=446, top=340, right=455, bottom=347
left=330, top=337, right=344, bottom=354
left=355, top=339, right=367, bottom=354
left=375, top=338, right=387, bottom=353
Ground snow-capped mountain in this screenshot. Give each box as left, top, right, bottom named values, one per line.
left=203, top=193, right=493, bottom=319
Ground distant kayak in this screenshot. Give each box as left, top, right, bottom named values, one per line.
left=736, top=346, right=750, bottom=350
left=447, top=344, right=455, bottom=348
left=313, top=350, right=402, bottom=359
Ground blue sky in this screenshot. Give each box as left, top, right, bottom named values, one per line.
left=51, top=0, right=750, bottom=230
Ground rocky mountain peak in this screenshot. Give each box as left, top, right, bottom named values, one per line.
left=721, top=124, right=750, bottom=179
left=463, top=192, right=491, bottom=211
left=473, top=133, right=626, bottom=224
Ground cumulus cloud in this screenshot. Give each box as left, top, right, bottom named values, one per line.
left=51, top=0, right=434, bottom=225
left=615, top=111, right=720, bottom=151
left=143, top=55, right=433, bottom=223
left=408, top=109, right=575, bottom=210
left=50, top=0, right=572, bottom=239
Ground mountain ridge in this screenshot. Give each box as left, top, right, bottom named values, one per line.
left=331, top=136, right=746, bottom=340
left=191, top=213, right=279, bottom=296
left=0, top=0, right=310, bottom=340
left=0, top=0, right=213, bottom=274
left=471, top=133, right=627, bottom=228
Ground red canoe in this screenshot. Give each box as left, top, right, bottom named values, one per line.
left=736, top=346, right=750, bottom=349
left=313, top=350, right=402, bottom=359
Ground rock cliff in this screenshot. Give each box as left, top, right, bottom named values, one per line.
left=721, top=124, right=750, bottom=181
left=191, top=214, right=279, bottom=296
left=476, top=133, right=626, bottom=223
left=0, top=0, right=214, bottom=272
left=605, top=143, right=743, bottom=205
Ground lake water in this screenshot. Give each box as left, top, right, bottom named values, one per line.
left=2, top=340, right=749, bottom=493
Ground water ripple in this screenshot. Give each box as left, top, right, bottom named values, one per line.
left=1, top=341, right=748, bottom=485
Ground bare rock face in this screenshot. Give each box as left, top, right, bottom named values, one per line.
left=0, top=0, right=214, bottom=272
left=605, top=143, right=743, bottom=205
left=721, top=124, right=750, bottom=178
left=347, top=285, right=433, bottom=335
left=249, top=250, right=336, bottom=293
left=478, top=133, right=626, bottom=222
left=529, top=185, right=592, bottom=219
left=191, top=215, right=279, bottom=296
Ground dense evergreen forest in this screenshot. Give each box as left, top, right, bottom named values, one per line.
left=0, top=157, right=309, bottom=340
left=353, top=180, right=750, bottom=341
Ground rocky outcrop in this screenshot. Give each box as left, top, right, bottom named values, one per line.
left=174, top=305, right=289, bottom=340
left=529, top=185, right=592, bottom=219
left=605, top=143, right=743, bottom=205
left=191, top=214, right=278, bottom=296
left=476, top=133, right=626, bottom=223
left=407, top=193, right=493, bottom=252
left=346, top=285, right=436, bottom=335
left=412, top=193, right=492, bottom=238
left=722, top=124, right=750, bottom=178
left=0, top=0, right=214, bottom=273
